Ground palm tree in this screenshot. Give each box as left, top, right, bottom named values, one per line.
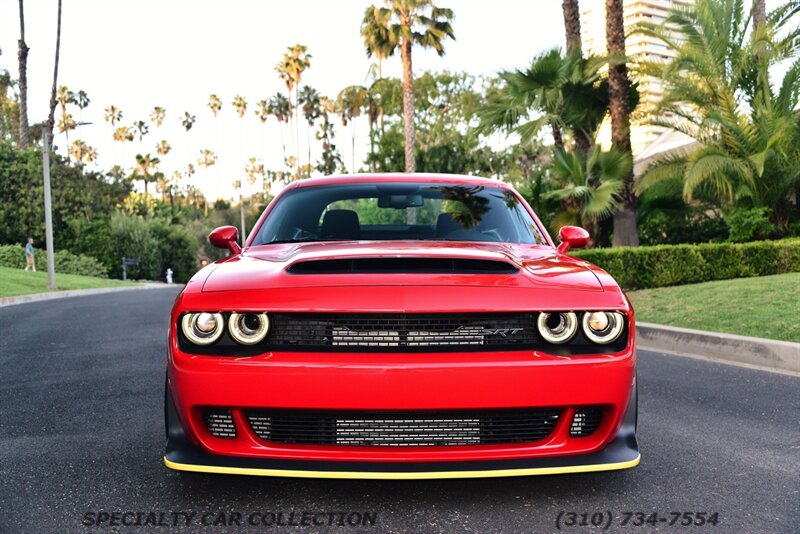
left=56, top=85, right=74, bottom=150
left=197, top=148, right=217, bottom=167
left=316, top=96, right=344, bottom=175
left=113, top=126, right=134, bottom=143
left=605, top=0, right=638, bottom=246
left=268, top=92, right=292, bottom=166
left=336, top=85, right=368, bottom=172
left=181, top=112, right=196, bottom=131
left=133, top=119, right=148, bottom=143
left=104, top=105, right=122, bottom=127
left=562, top=0, right=582, bottom=54
left=131, top=153, right=161, bottom=194
left=546, top=146, right=629, bottom=231
left=68, top=140, right=97, bottom=164
left=46, top=0, right=63, bottom=146
left=362, top=1, right=455, bottom=173
left=150, top=106, right=166, bottom=127
left=156, top=139, right=171, bottom=155
left=255, top=99, right=270, bottom=123
left=636, top=0, right=800, bottom=229
left=299, top=85, right=321, bottom=172
left=477, top=48, right=612, bottom=154
left=276, top=43, right=312, bottom=175
left=208, top=94, right=222, bottom=117
left=361, top=5, right=396, bottom=80
left=232, top=95, right=247, bottom=118
left=74, top=90, right=89, bottom=113
left=17, top=0, right=30, bottom=147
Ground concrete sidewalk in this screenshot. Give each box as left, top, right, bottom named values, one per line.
left=637, top=322, right=800, bottom=376
left=0, top=283, right=175, bottom=308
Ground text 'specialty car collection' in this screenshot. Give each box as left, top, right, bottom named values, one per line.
left=164, top=174, right=639, bottom=479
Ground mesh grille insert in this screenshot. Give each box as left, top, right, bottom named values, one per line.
left=570, top=408, right=604, bottom=437
left=203, top=408, right=236, bottom=438
left=266, top=313, right=538, bottom=351
left=246, top=408, right=561, bottom=447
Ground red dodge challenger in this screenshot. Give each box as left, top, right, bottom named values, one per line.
left=164, top=174, right=639, bottom=479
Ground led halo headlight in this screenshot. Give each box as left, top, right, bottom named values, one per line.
left=228, top=312, right=269, bottom=345
left=537, top=312, right=578, bottom=344
left=181, top=312, right=224, bottom=345
left=582, top=311, right=625, bottom=344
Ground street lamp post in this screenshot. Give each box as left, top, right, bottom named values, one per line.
left=41, top=130, right=56, bottom=290
left=40, top=122, right=93, bottom=291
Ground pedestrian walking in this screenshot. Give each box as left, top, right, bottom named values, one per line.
left=24, top=237, right=36, bottom=272
left=166, top=268, right=173, bottom=284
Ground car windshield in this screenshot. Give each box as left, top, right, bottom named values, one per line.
left=251, top=182, right=548, bottom=246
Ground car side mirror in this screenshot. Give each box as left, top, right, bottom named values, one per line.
left=209, top=225, right=242, bottom=255
left=556, top=226, right=590, bottom=254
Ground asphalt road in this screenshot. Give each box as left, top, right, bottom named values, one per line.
left=1, top=288, right=798, bottom=534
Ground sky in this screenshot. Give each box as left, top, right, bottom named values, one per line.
left=0, top=0, right=567, bottom=200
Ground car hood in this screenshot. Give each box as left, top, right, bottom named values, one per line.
left=200, top=241, right=604, bottom=292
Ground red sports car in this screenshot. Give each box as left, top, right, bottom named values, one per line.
left=164, top=174, right=639, bottom=479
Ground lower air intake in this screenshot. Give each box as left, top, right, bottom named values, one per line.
left=246, top=408, right=561, bottom=447
left=203, top=408, right=236, bottom=438
left=570, top=407, right=604, bottom=437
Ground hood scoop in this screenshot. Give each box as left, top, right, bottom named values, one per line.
left=286, top=257, right=519, bottom=275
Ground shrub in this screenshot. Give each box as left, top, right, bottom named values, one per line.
left=0, top=244, right=107, bottom=277
left=724, top=207, right=776, bottom=242
left=0, top=244, right=24, bottom=269
left=53, top=250, right=108, bottom=278
left=574, top=239, right=800, bottom=289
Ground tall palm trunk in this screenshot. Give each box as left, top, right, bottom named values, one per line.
left=17, top=0, right=30, bottom=147
left=605, top=0, right=639, bottom=246
left=294, top=86, right=300, bottom=177
left=562, top=0, right=582, bottom=54
left=562, top=0, right=591, bottom=159
left=46, top=0, right=63, bottom=147
left=400, top=36, right=415, bottom=173
left=753, top=0, right=766, bottom=29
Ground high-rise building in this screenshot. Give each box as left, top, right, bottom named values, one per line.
left=580, top=0, right=694, bottom=161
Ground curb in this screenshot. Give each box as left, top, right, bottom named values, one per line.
left=0, top=283, right=176, bottom=308
left=636, top=322, right=800, bottom=376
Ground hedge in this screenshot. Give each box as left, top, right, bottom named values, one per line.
left=0, top=244, right=108, bottom=278
left=573, top=239, right=800, bottom=290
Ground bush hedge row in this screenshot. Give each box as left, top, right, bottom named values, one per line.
left=0, top=245, right=108, bottom=278
left=574, top=239, right=800, bottom=290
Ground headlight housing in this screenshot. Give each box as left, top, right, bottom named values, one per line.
left=582, top=311, right=625, bottom=344
left=181, top=312, right=225, bottom=345
left=537, top=312, right=578, bottom=344
left=228, top=312, right=270, bottom=345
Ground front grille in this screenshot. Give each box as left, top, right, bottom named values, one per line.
left=203, top=408, right=236, bottom=438
left=570, top=408, right=604, bottom=437
left=245, top=408, right=561, bottom=447
left=266, top=313, right=538, bottom=351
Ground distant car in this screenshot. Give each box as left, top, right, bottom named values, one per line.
left=164, top=174, right=638, bottom=479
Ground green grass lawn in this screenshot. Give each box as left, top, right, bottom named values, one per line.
left=628, top=273, right=800, bottom=342
left=0, top=265, right=134, bottom=297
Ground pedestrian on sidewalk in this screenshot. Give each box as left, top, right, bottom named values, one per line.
left=24, top=237, right=36, bottom=272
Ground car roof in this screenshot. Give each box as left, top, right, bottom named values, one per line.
left=284, top=173, right=515, bottom=190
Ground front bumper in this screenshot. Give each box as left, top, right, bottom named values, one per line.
left=165, top=345, right=639, bottom=478
left=164, top=381, right=638, bottom=479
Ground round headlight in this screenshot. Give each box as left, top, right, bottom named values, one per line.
left=181, top=312, right=224, bottom=345
left=228, top=312, right=269, bottom=345
left=537, top=312, right=578, bottom=344
left=582, top=311, right=625, bottom=344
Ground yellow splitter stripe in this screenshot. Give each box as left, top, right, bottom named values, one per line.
left=164, top=454, right=640, bottom=480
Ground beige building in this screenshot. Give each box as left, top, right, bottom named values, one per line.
left=580, top=0, right=695, bottom=162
